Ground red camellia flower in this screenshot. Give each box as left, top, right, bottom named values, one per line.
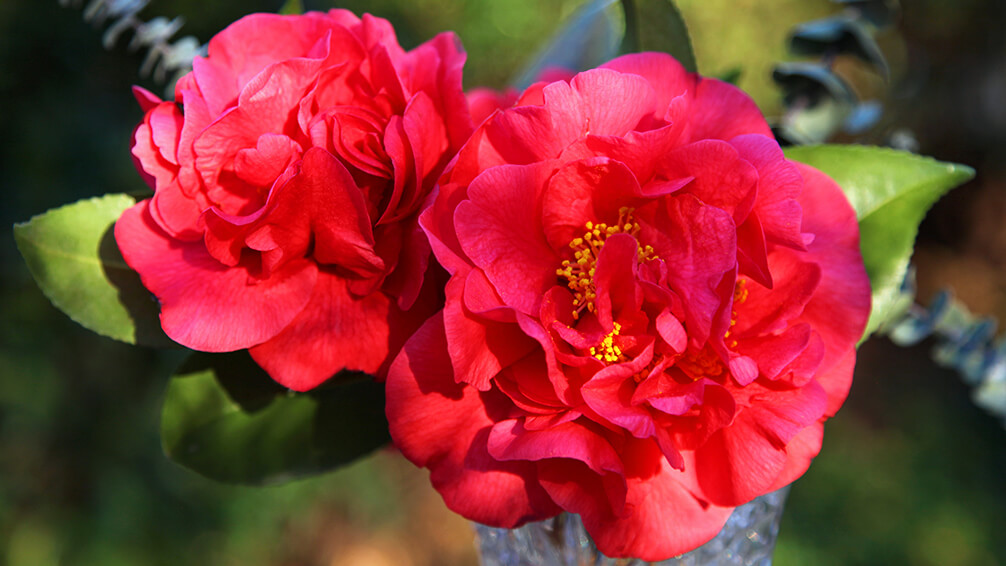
left=116, top=10, right=471, bottom=390
left=386, top=53, right=871, bottom=560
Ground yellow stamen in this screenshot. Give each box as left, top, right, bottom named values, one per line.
left=555, top=208, right=658, bottom=319
left=724, top=278, right=749, bottom=347
left=590, top=322, right=626, bottom=364
left=733, top=278, right=749, bottom=304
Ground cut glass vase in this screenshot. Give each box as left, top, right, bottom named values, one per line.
left=473, top=486, right=790, bottom=566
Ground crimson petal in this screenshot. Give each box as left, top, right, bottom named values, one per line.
left=115, top=200, right=317, bottom=352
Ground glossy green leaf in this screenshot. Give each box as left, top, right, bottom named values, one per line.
left=512, top=0, right=623, bottom=90
left=13, top=194, right=173, bottom=347
left=161, top=352, right=389, bottom=485
left=620, top=0, right=697, bottom=73
left=785, top=145, right=975, bottom=341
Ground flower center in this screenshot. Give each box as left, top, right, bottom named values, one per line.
left=590, top=322, right=626, bottom=364
left=555, top=207, right=657, bottom=319
left=678, top=278, right=750, bottom=379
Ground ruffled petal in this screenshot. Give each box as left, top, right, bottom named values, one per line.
left=685, top=77, right=773, bottom=142
left=638, top=194, right=736, bottom=345
left=455, top=163, right=559, bottom=315
left=249, top=268, right=421, bottom=390
left=767, top=421, right=824, bottom=492
left=488, top=418, right=624, bottom=475
left=443, top=274, right=536, bottom=391
left=695, top=380, right=827, bottom=506
left=600, top=52, right=693, bottom=117
left=115, top=200, right=317, bottom=351
left=542, top=157, right=646, bottom=252
left=568, top=68, right=658, bottom=136
left=731, top=134, right=805, bottom=250
left=583, top=442, right=734, bottom=561
left=386, top=313, right=561, bottom=526
left=792, top=163, right=871, bottom=371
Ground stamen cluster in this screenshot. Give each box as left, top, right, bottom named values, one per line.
left=589, top=322, right=626, bottom=363
left=556, top=207, right=657, bottom=319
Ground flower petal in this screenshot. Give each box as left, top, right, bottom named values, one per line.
left=443, top=274, right=536, bottom=391
left=792, top=163, right=871, bottom=371
left=115, top=200, right=317, bottom=351
left=583, top=445, right=734, bottom=561
left=386, top=313, right=561, bottom=526
left=695, top=380, right=827, bottom=506
left=456, top=163, right=559, bottom=315
left=685, top=77, right=773, bottom=142
left=488, top=418, right=624, bottom=475
left=249, top=268, right=424, bottom=390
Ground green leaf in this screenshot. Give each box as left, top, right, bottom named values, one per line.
left=512, top=0, right=623, bottom=90
left=278, top=0, right=303, bottom=15
left=784, top=145, right=975, bottom=341
left=13, top=194, right=173, bottom=347
left=620, top=0, right=697, bottom=73
left=161, top=352, right=390, bottom=485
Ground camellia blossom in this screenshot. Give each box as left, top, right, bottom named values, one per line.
left=116, top=10, right=471, bottom=390
left=386, top=53, right=871, bottom=560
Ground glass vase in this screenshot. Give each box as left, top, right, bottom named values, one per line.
left=473, top=486, right=790, bottom=566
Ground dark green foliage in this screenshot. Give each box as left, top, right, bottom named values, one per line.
left=162, top=352, right=390, bottom=485
left=620, top=0, right=697, bottom=72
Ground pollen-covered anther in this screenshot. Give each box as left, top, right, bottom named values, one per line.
left=724, top=278, right=748, bottom=348
left=556, top=207, right=658, bottom=319
left=632, top=353, right=664, bottom=383
left=734, top=278, right=749, bottom=304
left=590, top=322, right=626, bottom=364
left=676, top=346, right=725, bottom=381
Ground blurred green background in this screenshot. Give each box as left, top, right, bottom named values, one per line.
left=2, top=0, right=1006, bottom=564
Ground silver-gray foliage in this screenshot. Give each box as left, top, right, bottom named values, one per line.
left=59, top=0, right=205, bottom=90
left=887, top=284, right=1006, bottom=428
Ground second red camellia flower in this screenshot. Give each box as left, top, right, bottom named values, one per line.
left=116, top=10, right=472, bottom=390
left=386, top=53, right=871, bottom=560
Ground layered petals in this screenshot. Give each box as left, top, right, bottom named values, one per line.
left=248, top=269, right=425, bottom=391
left=386, top=313, right=561, bottom=526
left=386, top=52, right=870, bottom=561
left=116, top=200, right=317, bottom=351
left=119, top=10, right=472, bottom=388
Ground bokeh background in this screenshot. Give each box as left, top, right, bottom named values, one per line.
left=2, top=0, right=1006, bottom=564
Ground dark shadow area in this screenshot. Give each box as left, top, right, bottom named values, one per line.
left=98, top=222, right=177, bottom=347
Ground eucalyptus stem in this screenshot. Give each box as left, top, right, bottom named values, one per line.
left=58, top=0, right=204, bottom=92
